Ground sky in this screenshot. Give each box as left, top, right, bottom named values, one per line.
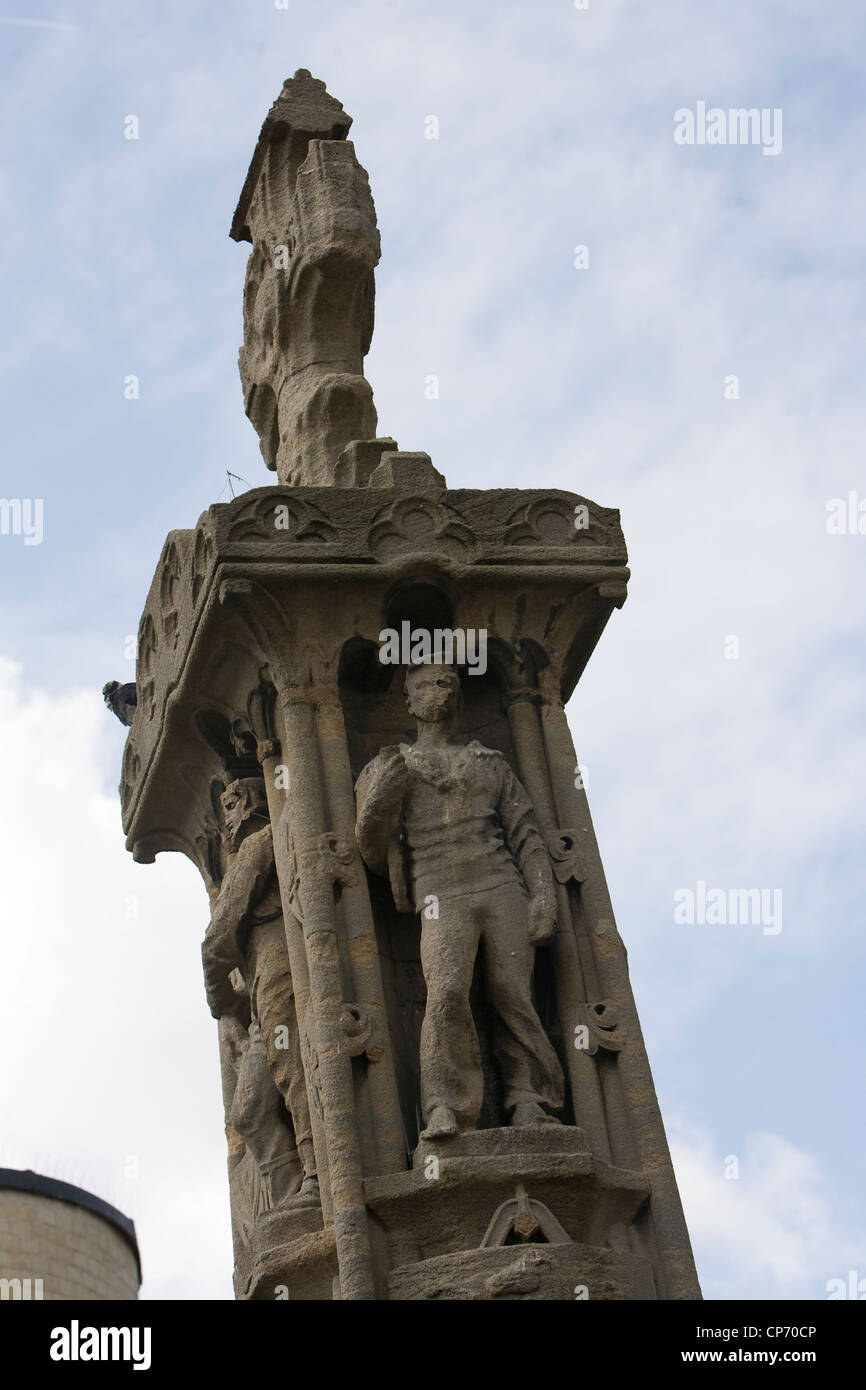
left=0, top=0, right=864, bottom=1301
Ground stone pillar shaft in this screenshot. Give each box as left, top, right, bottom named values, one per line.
left=504, top=691, right=611, bottom=1161
left=272, top=685, right=376, bottom=1300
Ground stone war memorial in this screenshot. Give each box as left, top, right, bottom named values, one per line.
left=109, top=72, right=701, bottom=1301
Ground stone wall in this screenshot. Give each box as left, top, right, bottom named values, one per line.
left=0, top=1174, right=140, bottom=1301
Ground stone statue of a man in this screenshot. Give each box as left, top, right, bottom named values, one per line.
left=221, top=1007, right=301, bottom=1233
left=202, top=777, right=318, bottom=1203
left=355, top=664, right=564, bottom=1140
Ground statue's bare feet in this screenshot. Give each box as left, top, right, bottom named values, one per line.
left=511, top=1101, right=561, bottom=1129
left=420, top=1105, right=458, bottom=1139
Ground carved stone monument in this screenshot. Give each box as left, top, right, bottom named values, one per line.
left=109, top=71, right=701, bottom=1300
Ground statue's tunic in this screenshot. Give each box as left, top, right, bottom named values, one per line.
left=400, top=741, right=548, bottom=905
left=203, top=826, right=314, bottom=1164
left=356, top=740, right=564, bottom=1128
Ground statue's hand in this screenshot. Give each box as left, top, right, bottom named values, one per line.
left=376, top=744, right=409, bottom=799
left=528, top=893, right=557, bottom=945
left=202, top=937, right=239, bottom=1019
left=204, top=970, right=236, bottom=1020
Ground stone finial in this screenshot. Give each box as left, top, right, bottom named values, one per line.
left=231, top=72, right=382, bottom=486
left=230, top=70, right=353, bottom=245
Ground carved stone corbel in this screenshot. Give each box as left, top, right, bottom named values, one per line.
left=480, top=1184, right=572, bottom=1247
left=548, top=828, right=587, bottom=885
left=339, top=1003, right=384, bottom=1064
left=574, top=1000, right=624, bottom=1056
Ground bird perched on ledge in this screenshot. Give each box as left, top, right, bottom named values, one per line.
left=102, top=680, right=137, bottom=727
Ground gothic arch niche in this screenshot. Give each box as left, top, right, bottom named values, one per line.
left=338, top=587, right=570, bottom=1154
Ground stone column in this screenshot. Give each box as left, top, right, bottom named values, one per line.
left=270, top=677, right=376, bottom=1299
left=503, top=682, right=611, bottom=1163
left=313, top=672, right=407, bottom=1176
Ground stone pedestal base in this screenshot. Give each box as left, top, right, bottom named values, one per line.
left=365, top=1126, right=655, bottom=1300
left=117, top=455, right=702, bottom=1298
left=388, top=1242, right=656, bottom=1301
left=240, top=1205, right=328, bottom=1300
left=412, top=1122, right=591, bottom=1168
left=240, top=1127, right=660, bottom=1299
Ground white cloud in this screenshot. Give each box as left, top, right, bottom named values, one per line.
left=0, top=658, right=233, bottom=1298
left=0, top=16, right=78, bottom=32
left=670, top=1119, right=865, bottom=1300
left=0, top=0, right=863, bottom=1299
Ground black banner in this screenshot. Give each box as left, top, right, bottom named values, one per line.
left=1, top=1298, right=861, bottom=1376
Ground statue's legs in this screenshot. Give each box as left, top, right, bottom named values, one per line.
left=246, top=917, right=317, bottom=1183
left=478, top=882, right=565, bottom=1121
left=419, top=884, right=565, bottom=1133
left=229, top=1021, right=304, bottom=1209
left=418, top=898, right=484, bottom=1132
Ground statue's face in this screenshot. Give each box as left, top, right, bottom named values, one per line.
left=221, top=785, right=251, bottom=847
left=406, top=666, right=461, bottom=722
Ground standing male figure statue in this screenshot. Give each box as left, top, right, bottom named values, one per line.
left=355, top=663, right=565, bottom=1141
left=202, top=778, right=318, bottom=1205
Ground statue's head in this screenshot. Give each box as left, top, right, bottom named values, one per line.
left=404, top=663, right=462, bottom=723
left=221, top=777, right=269, bottom=849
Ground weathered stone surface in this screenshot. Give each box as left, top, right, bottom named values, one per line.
left=333, top=437, right=399, bottom=487
left=388, top=1243, right=657, bottom=1301
left=231, top=71, right=380, bottom=486
left=368, top=451, right=446, bottom=494
left=202, top=777, right=320, bottom=1290
left=117, top=481, right=628, bottom=844
left=109, top=74, right=701, bottom=1302
left=412, top=1122, right=591, bottom=1170
left=0, top=1176, right=140, bottom=1301
left=356, top=667, right=565, bottom=1140
left=363, top=1148, right=652, bottom=1277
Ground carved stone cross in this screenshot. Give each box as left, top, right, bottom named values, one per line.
left=230, top=70, right=382, bottom=486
